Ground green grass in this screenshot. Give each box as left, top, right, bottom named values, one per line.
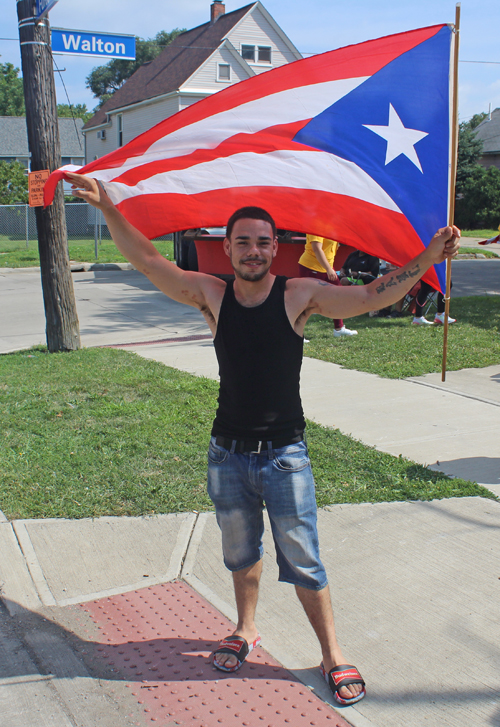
left=459, top=247, right=500, bottom=258
left=461, top=229, right=499, bottom=238
left=304, top=296, right=500, bottom=379
left=0, top=347, right=490, bottom=521
left=0, top=236, right=174, bottom=268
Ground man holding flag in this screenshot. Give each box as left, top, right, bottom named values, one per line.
left=64, top=170, right=459, bottom=705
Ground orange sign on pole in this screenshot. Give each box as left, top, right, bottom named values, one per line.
left=28, top=169, right=50, bottom=207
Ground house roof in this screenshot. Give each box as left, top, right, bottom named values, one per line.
left=0, top=116, right=85, bottom=157
left=474, top=108, right=500, bottom=154
left=83, top=3, right=256, bottom=130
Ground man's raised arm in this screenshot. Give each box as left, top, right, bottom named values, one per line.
left=65, top=172, right=223, bottom=317
left=298, top=225, right=460, bottom=321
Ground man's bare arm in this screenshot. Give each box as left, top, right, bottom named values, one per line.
left=288, top=226, right=460, bottom=329
left=65, top=173, right=224, bottom=322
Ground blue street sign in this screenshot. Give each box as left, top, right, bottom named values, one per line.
left=51, top=28, right=136, bottom=60
left=36, top=0, right=59, bottom=19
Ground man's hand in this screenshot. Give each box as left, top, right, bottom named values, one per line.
left=326, top=267, right=338, bottom=282
left=65, top=172, right=113, bottom=211
left=426, top=225, right=461, bottom=264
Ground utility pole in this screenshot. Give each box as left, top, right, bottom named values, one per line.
left=17, top=0, right=81, bottom=352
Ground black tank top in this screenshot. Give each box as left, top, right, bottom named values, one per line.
left=212, top=275, right=306, bottom=440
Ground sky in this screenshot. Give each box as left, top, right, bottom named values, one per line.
left=1, top=0, right=499, bottom=122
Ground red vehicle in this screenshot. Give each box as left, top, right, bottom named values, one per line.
left=174, top=229, right=355, bottom=278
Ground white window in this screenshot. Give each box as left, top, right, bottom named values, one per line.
left=241, top=44, right=255, bottom=62
left=218, top=63, right=231, bottom=81
left=257, top=46, right=272, bottom=63
left=117, top=114, right=123, bottom=147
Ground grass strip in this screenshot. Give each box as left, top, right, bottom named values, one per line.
left=459, top=247, right=499, bottom=259
left=0, top=238, right=173, bottom=268
left=461, top=229, right=499, bottom=238
left=304, top=296, right=500, bottom=379
left=0, top=347, right=491, bottom=521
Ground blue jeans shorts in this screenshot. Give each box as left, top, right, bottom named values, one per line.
left=207, top=437, right=328, bottom=591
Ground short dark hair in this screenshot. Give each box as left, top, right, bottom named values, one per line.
left=226, top=206, right=277, bottom=240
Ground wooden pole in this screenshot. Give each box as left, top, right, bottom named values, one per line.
left=441, top=3, right=461, bottom=381
left=17, top=0, right=81, bottom=352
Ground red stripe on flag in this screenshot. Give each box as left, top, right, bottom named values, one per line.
left=115, top=186, right=441, bottom=291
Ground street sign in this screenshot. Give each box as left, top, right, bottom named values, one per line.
left=36, top=0, right=59, bottom=20
left=28, top=170, right=50, bottom=207
left=51, top=28, right=136, bottom=60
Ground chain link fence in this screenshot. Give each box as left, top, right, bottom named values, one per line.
left=0, top=202, right=172, bottom=261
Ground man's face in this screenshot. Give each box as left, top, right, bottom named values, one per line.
left=224, top=218, right=278, bottom=282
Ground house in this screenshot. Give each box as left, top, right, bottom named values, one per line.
left=0, top=116, right=85, bottom=170
left=83, top=1, right=302, bottom=164
left=474, top=108, right=500, bottom=171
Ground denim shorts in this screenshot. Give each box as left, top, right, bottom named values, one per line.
left=206, top=437, right=328, bottom=591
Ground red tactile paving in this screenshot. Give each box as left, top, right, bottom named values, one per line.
left=80, top=581, right=353, bottom=727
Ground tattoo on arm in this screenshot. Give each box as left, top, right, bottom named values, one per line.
left=375, top=263, right=421, bottom=295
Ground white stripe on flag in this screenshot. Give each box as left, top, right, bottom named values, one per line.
left=87, top=77, right=370, bottom=183
left=146, top=77, right=369, bottom=158
left=103, top=149, right=401, bottom=214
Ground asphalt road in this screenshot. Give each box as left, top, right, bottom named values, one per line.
left=451, top=258, right=500, bottom=297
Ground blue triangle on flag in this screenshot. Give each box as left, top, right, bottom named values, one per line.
left=294, top=26, right=452, bottom=289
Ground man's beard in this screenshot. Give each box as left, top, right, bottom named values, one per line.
left=230, top=254, right=271, bottom=282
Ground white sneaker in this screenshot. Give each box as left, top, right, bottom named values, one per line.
left=434, top=313, right=456, bottom=325
left=412, top=316, right=432, bottom=325
left=334, top=326, right=358, bottom=337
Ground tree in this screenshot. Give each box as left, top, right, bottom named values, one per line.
left=86, top=29, right=185, bottom=105
left=455, top=165, right=500, bottom=230
left=0, top=62, right=25, bottom=115
left=0, top=161, right=28, bottom=204
left=456, top=118, right=484, bottom=196
left=57, top=103, right=93, bottom=123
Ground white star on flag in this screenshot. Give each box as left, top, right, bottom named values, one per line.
left=364, top=104, right=428, bottom=172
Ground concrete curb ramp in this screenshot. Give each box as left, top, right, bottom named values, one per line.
left=1, top=497, right=499, bottom=727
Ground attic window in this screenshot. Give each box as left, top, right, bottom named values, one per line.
left=241, top=44, right=255, bottom=62
left=218, top=63, right=231, bottom=81
left=258, top=46, right=271, bottom=63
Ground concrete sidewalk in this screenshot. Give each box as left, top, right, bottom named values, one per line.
left=1, top=263, right=499, bottom=726
left=1, top=499, right=499, bottom=727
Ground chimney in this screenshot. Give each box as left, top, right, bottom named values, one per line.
left=211, top=1, right=225, bottom=24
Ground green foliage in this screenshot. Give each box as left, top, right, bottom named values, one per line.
left=455, top=165, right=500, bottom=230
left=456, top=118, right=484, bottom=196
left=467, top=112, right=488, bottom=130
left=0, top=161, right=28, bottom=204
left=57, top=103, right=93, bottom=124
left=455, top=112, right=500, bottom=230
left=0, top=62, right=25, bottom=116
left=86, top=29, right=185, bottom=104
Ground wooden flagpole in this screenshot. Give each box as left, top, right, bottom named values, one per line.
left=441, top=3, right=461, bottom=381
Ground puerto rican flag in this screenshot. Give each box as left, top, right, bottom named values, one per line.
left=45, top=24, right=454, bottom=292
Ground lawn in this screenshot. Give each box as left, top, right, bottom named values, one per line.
left=303, top=296, right=500, bottom=379
left=0, top=347, right=491, bottom=521
left=0, top=235, right=174, bottom=268
left=461, top=229, right=499, bottom=238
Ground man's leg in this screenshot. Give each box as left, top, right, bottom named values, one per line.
left=295, top=584, right=363, bottom=701
left=213, top=559, right=263, bottom=670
